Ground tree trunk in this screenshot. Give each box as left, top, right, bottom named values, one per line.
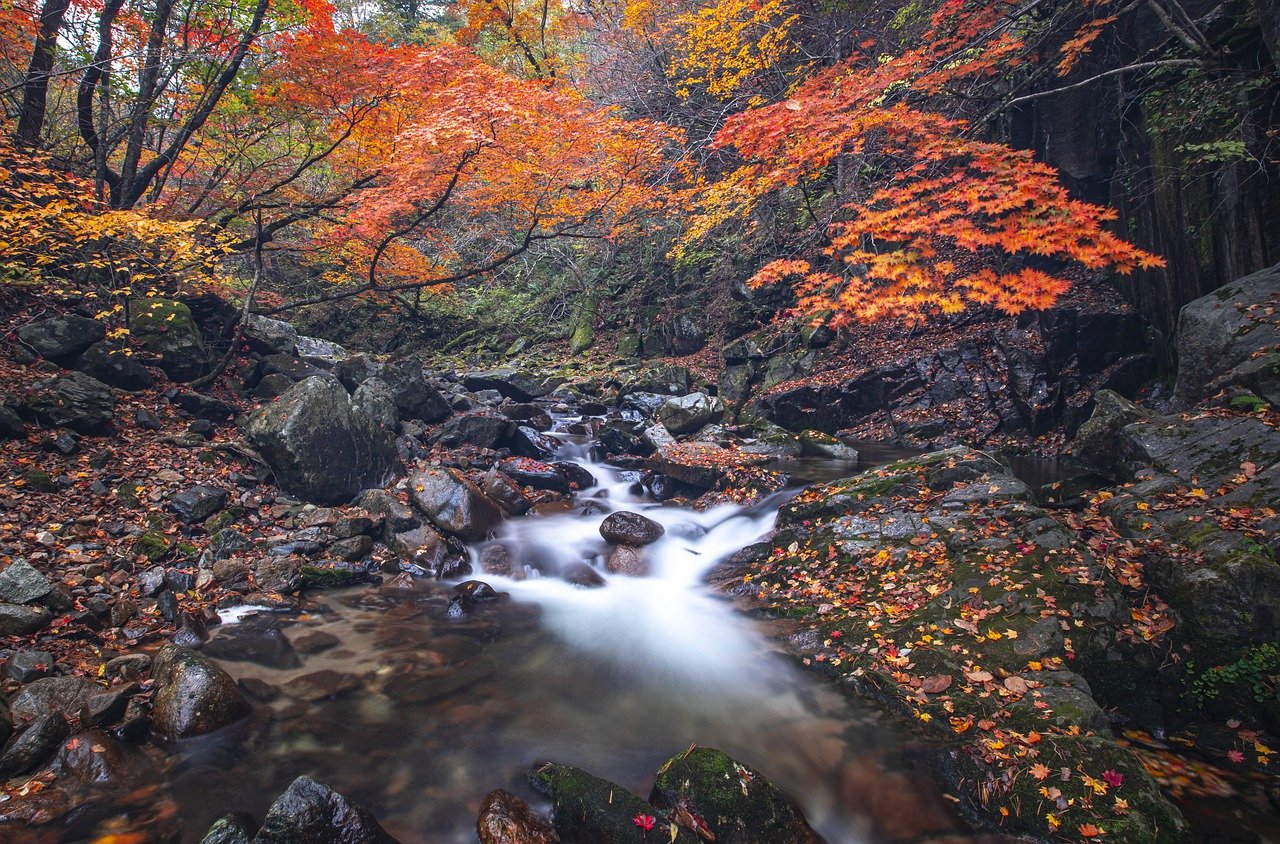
left=14, top=0, right=72, bottom=148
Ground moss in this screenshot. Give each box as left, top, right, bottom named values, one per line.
left=300, top=562, right=366, bottom=589
left=204, top=508, right=244, bottom=535
left=133, top=531, right=171, bottom=562
left=116, top=481, right=142, bottom=507
left=23, top=469, right=56, bottom=493
left=529, top=763, right=698, bottom=844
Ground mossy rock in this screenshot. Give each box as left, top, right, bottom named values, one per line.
left=204, top=508, right=245, bottom=535
left=300, top=561, right=368, bottom=590
left=116, top=481, right=143, bottom=507
left=529, top=763, right=698, bottom=844
left=23, top=469, right=56, bottom=493
left=649, top=747, right=821, bottom=844
left=130, top=298, right=209, bottom=382
left=957, top=734, right=1187, bottom=843
left=133, top=531, right=171, bottom=563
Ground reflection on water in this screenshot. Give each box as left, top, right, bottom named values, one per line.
left=177, top=434, right=976, bottom=843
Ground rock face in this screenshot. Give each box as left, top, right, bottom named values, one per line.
left=131, top=298, right=210, bottom=382
left=599, top=511, right=665, bottom=546
left=248, top=377, right=399, bottom=505
left=1174, top=264, right=1280, bottom=407
left=16, top=315, right=105, bottom=362
left=658, top=393, right=724, bottom=435
left=477, top=789, right=559, bottom=844
left=150, top=644, right=250, bottom=738
left=26, top=371, right=116, bottom=434
left=649, top=747, right=822, bottom=844
left=409, top=467, right=501, bottom=542
left=254, top=776, right=399, bottom=844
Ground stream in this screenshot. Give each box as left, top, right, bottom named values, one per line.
left=173, top=422, right=1001, bottom=843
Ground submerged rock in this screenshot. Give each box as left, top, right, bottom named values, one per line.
left=649, top=746, right=822, bottom=844
left=150, top=644, right=250, bottom=738
left=254, top=776, right=399, bottom=843
left=477, top=789, right=559, bottom=844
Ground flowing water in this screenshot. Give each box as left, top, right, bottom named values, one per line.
left=170, top=426, right=988, bottom=843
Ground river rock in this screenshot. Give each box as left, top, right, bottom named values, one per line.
left=483, top=469, right=532, bottom=516
left=0, top=603, right=52, bottom=636
left=354, top=489, right=420, bottom=535
left=498, top=458, right=569, bottom=493
left=0, top=560, right=51, bottom=604
left=798, top=431, right=859, bottom=461
left=17, top=315, right=105, bottom=362
left=26, top=371, right=115, bottom=434
left=434, top=412, right=514, bottom=449
left=254, top=776, right=399, bottom=843
left=9, top=676, right=100, bottom=721
left=381, top=358, right=450, bottom=423
left=511, top=425, right=559, bottom=459
left=605, top=545, right=648, bottom=577
left=200, top=812, right=259, bottom=844
left=131, top=298, right=210, bottom=381
left=530, top=763, right=698, bottom=844
left=477, top=789, right=559, bottom=844
left=0, top=711, right=69, bottom=778
left=658, top=393, right=724, bottom=435
left=151, top=644, right=250, bottom=738
left=599, top=511, right=665, bottom=546
left=7, top=650, right=54, bottom=683
left=1174, top=264, right=1280, bottom=407
left=410, top=468, right=502, bottom=542
left=170, top=485, right=228, bottom=524
left=562, top=563, right=605, bottom=589
left=247, top=376, right=399, bottom=505
left=73, top=341, right=154, bottom=391
left=463, top=369, right=560, bottom=402
left=649, top=746, right=822, bottom=844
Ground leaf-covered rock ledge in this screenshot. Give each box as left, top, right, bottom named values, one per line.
left=719, top=449, right=1189, bottom=842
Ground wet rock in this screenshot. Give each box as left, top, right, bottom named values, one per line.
left=605, top=545, right=648, bottom=577
left=200, top=812, right=259, bottom=844
left=254, top=776, right=398, bottom=843
left=1174, top=265, right=1280, bottom=407
left=503, top=404, right=554, bottom=430
left=242, top=314, right=299, bottom=356
left=354, top=489, right=419, bottom=535
left=0, top=603, right=52, bottom=636
left=562, top=563, right=605, bottom=589
left=6, top=650, right=54, bottom=683
left=247, top=376, right=399, bottom=505
left=649, top=746, right=822, bottom=844
left=170, top=485, right=228, bottom=524
left=204, top=617, right=300, bottom=669
left=381, top=358, right=450, bottom=423
left=105, top=654, right=152, bottom=682
left=498, top=458, right=569, bottom=493
left=600, top=511, right=665, bottom=546
left=511, top=425, right=559, bottom=458
left=17, top=314, right=105, bottom=362
left=409, top=467, right=501, bottom=542
left=0, top=712, right=69, bottom=778
left=556, top=461, right=596, bottom=491
left=301, top=560, right=372, bottom=589
left=798, top=431, right=859, bottom=461
left=1069, top=390, right=1151, bottom=479
left=27, top=371, right=115, bottom=434
left=132, top=298, right=210, bottom=381
left=390, top=524, right=468, bottom=577
left=483, top=469, right=532, bottom=516
left=285, top=669, right=362, bottom=702
left=151, top=644, right=250, bottom=738
left=73, top=341, right=154, bottom=391
left=289, top=630, right=340, bottom=654
left=0, top=560, right=52, bottom=604
left=79, top=685, right=139, bottom=729
left=530, top=763, right=697, bottom=844
left=477, top=789, right=559, bottom=844
left=434, top=412, right=514, bottom=449
left=463, top=369, right=561, bottom=402
left=327, top=535, right=374, bottom=561
left=599, top=426, right=642, bottom=456
left=658, top=393, right=725, bottom=435
left=49, top=729, right=149, bottom=788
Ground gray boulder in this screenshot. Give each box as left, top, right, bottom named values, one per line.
left=409, top=468, right=501, bottom=542
left=1174, top=265, right=1280, bottom=407
left=1070, top=390, right=1151, bottom=479
left=381, top=359, right=450, bottom=423
left=463, top=369, right=561, bottom=402
left=16, top=314, right=105, bottom=361
left=0, top=603, right=51, bottom=636
left=247, top=377, right=399, bottom=505
left=27, top=371, right=115, bottom=434
left=73, top=341, right=154, bottom=391
left=254, top=776, right=398, bottom=843
left=599, top=511, right=665, bottom=546
left=294, top=335, right=348, bottom=367
left=352, top=378, right=399, bottom=429
left=242, top=314, right=298, bottom=356
left=151, top=644, right=250, bottom=738
left=0, top=560, right=51, bottom=604
left=657, top=393, right=724, bottom=435
left=433, top=413, right=513, bottom=450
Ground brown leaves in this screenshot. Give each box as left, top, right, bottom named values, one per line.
left=921, top=674, right=952, bottom=694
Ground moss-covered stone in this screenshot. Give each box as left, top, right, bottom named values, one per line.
left=649, top=747, right=821, bottom=844
left=529, top=763, right=698, bottom=844
left=133, top=531, right=171, bottom=562
left=23, top=469, right=56, bottom=493
left=130, top=298, right=209, bottom=382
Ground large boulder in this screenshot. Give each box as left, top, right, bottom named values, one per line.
left=26, top=371, right=115, bottom=434
left=381, top=359, right=450, bottom=423
left=648, top=747, right=822, bottom=844
left=254, top=776, right=399, bottom=843
left=73, top=341, right=154, bottom=391
left=657, top=393, right=724, bottom=435
left=463, top=369, right=561, bottom=402
left=409, top=468, right=502, bottom=542
left=150, top=644, right=250, bottom=738
left=241, top=314, right=299, bottom=356
left=0, top=560, right=52, bottom=604
left=1174, top=265, right=1280, bottom=407
left=247, top=377, right=399, bottom=505
left=131, top=298, right=210, bottom=382
left=16, top=314, right=104, bottom=362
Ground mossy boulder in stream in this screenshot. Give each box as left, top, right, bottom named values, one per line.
left=649, top=746, right=822, bottom=844
left=529, top=763, right=699, bottom=844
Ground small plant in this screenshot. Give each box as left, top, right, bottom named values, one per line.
left=1192, top=643, right=1280, bottom=705
left=1228, top=394, right=1269, bottom=412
